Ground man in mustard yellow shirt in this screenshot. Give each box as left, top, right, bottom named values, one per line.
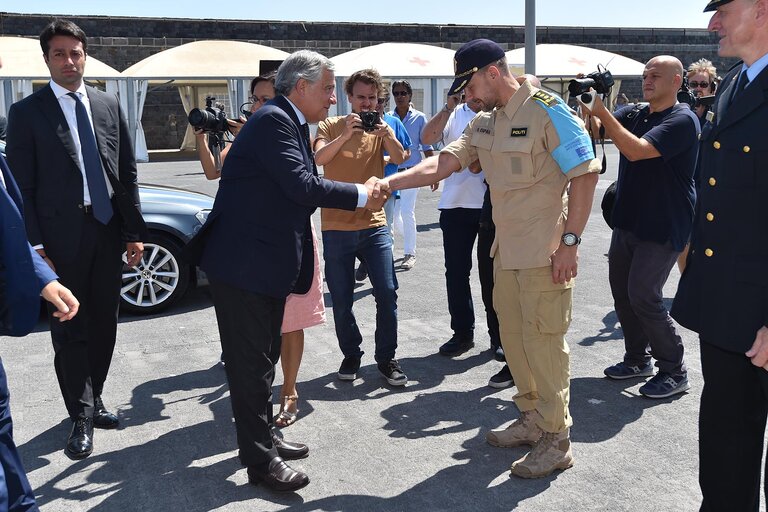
left=314, top=68, right=408, bottom=386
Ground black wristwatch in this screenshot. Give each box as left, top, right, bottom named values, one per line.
left=561, top=232, right=581, bottom=247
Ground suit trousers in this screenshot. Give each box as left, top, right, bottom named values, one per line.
left=608, top=228, right=686, bottom=376
left=0, top=360, right=39, bottom=512
left=699, top=340, right=768, bottom=512
left=439, top=208, right=481, bottom=338
left=209, top=279, right=283, bottom=470
left=493, top=262, right=573, bottom=433
left=477, top=220, right=500, bottom=348
left=49, top=213, right=122, bottom=420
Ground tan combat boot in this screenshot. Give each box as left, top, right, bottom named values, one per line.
left=485, top=410, right=544, bottom=448
left=509, top=429, right=574, bottom=479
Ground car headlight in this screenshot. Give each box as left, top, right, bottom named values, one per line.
left=195, top=209, right=211, bottom=225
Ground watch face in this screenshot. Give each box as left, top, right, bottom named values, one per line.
left=563, top=233, right=577, bottom=246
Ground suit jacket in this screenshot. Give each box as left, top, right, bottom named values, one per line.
left=185, top=95, right=359, bottom=299
left=671, top=63, right=768, bottom=353
left=0, top=154, right=57, bottom=337
left=5, top=84, right=146, bottom=265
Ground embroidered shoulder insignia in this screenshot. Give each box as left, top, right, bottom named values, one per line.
left=532, top=90, right=557, bottom=107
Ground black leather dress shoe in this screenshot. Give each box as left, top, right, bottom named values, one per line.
left=65, top=416, right=94, bottom=460
left=247, top=457, right=309, bottom=492
left=93, top=396, right=119, bottom=429
left=439, top=334, right=475, bottom=356
left=272, top=433, right=309, bottom=460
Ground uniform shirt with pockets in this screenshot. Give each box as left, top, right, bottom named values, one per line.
left=442, top=80, right=600, bottom=270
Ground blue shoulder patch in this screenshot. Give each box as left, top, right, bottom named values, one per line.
left=532, top=94, right=595, bottom=174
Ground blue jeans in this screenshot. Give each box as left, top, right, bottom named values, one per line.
left=323, top=226, right=398, bottom=363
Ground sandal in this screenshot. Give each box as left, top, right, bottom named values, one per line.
left=275, top=394, right=299, bottom=428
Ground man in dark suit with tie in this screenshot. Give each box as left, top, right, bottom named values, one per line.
left=5, top=19, right=146, bottom=461
left=185, top=50, right=386, bottom=492
left=671, top=0, right=768, bottom=509
left=1, top=52, right=81, bottom=512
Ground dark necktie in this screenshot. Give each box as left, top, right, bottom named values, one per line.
left=68, top=92, right=113, bottom=224
left=301, top=123, right=317, bottom=175
left=734, top=70, right=750, bottom=96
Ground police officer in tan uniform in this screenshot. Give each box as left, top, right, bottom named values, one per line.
left=376, top=39, right=600, bottom=478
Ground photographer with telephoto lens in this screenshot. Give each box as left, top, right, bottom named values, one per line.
left=193, top=74, right=275, bottom=180
left=580, top=55, right=699, bottom=399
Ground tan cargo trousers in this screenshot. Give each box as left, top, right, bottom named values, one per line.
left=493, top=261, right=574, bottom=433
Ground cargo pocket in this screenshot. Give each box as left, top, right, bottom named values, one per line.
left=520, top=273, right=573, bottom=335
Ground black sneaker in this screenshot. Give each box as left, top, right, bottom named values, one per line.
left=439, top=334, right=475, bottom=357
left=488, top=365, right=514, bottom=389
left=378, top=359, right=408, bottom=386
left=338, top=356, right=361, bottom=381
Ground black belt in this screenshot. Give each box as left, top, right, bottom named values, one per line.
left=398, top=166, right=412, bottom=171
left=82, top=197, right=115, bottom=215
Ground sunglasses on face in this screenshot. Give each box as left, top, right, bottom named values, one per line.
left=689, top=81, right=710, bottom=89
left=377, top=98, right=389, bottom=104
left=392, top=91, right=410, bottom=97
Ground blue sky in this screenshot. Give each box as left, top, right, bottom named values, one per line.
left=11, top=1, right=715, bottom=29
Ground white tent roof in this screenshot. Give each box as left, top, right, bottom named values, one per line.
left=122, top=40, right=289, bottom=81
left=0, top=36, right=122, bottom=79
left=505, top=44, right=645, bottom=79
left=330, top=43, right=455, bottom=77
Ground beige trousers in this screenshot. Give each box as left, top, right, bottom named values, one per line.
left=493, top=261, right=574, bottom=433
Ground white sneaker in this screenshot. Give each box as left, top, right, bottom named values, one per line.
left=401, top=254, right=416, bottom=270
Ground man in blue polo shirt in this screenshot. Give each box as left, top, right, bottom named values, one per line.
left=583, top=55, right=699, bottom=398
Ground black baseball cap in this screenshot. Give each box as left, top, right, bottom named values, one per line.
left=704, top=0, right=734, bottom=11
left=448, top=39, right=506, bottom=95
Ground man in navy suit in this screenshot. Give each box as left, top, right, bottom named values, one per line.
left=6, top=19, right=146, bottom=460
left=672, top=0, right=768, bottom=508
left=1, top=51, right=80, bottom=512
left=185, top=50, right=387, bottom=492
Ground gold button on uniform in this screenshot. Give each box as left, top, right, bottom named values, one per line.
left=743, top=146, right=751, bottom=153
left=713, top=141, right=721, bottom=149
left=709, top=177, right=717, bottom=186
left=706, top=212, right=714, bottom=221
left=705, top=248, right=714, bottom=257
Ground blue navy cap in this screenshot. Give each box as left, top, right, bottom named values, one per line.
left=449, top=39, right=506, bottom=95
left=704, top=0, right=734, bottom=11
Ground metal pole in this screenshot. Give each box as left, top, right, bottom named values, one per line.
left=525, top=0, right=536, bottom=75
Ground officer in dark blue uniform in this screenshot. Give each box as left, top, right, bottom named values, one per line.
left=671, top=0, right=768, bottom=509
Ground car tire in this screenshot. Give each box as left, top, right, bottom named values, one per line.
left=120, top=233, right=190, bottom=315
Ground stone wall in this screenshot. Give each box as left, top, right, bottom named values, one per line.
left=1, top=12, right=729, bottom=149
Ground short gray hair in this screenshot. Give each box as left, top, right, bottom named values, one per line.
left=275, top=50, right=334, bottom=96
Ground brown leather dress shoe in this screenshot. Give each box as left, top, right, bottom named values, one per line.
left=247, top=457, right=309, bottom=492
left=65, top=416, right=94, bottom=460
left=272, top=432, right=309, bottom=460
left=93, top=396, right=119, bottom=429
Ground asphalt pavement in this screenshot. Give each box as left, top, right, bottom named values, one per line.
left=0, top=144, right=742, bottom=511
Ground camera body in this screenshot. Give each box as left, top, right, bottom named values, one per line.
left=359, top=111, right=380, bottom=132
left=188, top=96, right=230, bottom=133
left=568, top=69, right=615, bottom=96
left=677, top=77, right=697, bottom=109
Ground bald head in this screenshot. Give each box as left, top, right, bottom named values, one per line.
left=642, top=55, right=684, bottom=110
left=517, top=73, right=542, bottom=88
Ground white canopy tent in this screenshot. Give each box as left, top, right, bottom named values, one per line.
left=0, top=35, right=123, bottom=123
left=505, top=44, right=646, bottom=107
left=123, top=40, right=289, bottom=153
left=329, top=42, right=456, bottom=118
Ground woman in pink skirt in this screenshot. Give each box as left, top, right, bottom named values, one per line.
left=275, top=221, right=325, bottom=427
